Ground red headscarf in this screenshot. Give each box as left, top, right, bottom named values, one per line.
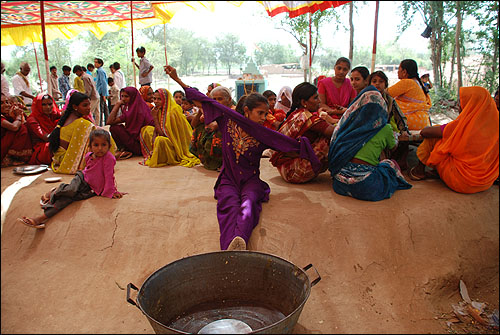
left=27, top=93, right=61, bottom=134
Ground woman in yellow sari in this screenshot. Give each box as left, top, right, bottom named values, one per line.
left=49, top=92, right=116, bottom=174
left=387, top=59, right=432, bottom=131
left=139, top=88, right=200, bottom=168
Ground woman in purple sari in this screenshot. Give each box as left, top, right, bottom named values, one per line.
left=165, top=66, right=321, bottom=250
left=106, top=86, right=154, bottom=159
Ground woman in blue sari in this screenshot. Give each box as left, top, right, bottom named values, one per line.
left=328, top=86, right=412, bottom=201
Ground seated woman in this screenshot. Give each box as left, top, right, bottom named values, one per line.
left=139, top=88, right=200, bottom=168
left=409, top=86, right=498, bottom=194
left=350, top=66, right=370, bottom=95
left=50, top=92, right=116, bottom=174
left=190, top=86, right=233, bottom=170
left=274, top=86, right=293, bottom=117
left=107, top=87, right=154, bottom=160
left=63, top=89, right=96, bottom=124
left=1, top=93, right=32, bottom=167
left=139, top=85, right=154, bottom=110
left=387, top=59, right=432, bottom=131
left=328, top=86, right=412, bottom=201
left=270, top=82, right=335, bottom=183
left=318, top=57, right=357, bottom=119
left=26, top=93, right=62, bottom=165
left=165, top=66, right=320, bottom=250
left=262, top=90, right=286, bottom=130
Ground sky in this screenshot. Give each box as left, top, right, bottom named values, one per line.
left=1, top=1, right=430, bottom=61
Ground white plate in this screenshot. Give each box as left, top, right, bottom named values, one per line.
left=45, top=177, right=62, bottom=183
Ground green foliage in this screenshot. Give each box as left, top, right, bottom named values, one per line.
left=214, top=34, right=247, bottom=75
left=253, top=42, right=298, bottom=66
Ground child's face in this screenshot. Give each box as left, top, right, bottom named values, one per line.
left=74, top=98, right=91, bottom=117
left=94, top=60, right=101, bottom=68
left=87, top=66, right=94, bottom=72
left=334, top=61, right=350, bottom=80
left=50, top=68, right=57, bottom=75
left=174, top=93, right=183, bottom=106
left=181, top=100, right=193, bottom=111
left=370, top=76, right=386, bottom=92
left=244, top=102, right=268, bottom=125
left=109, top=81, right=114, bottom=87
left=120, top=91, right=130, bottom=105
left=63, top=70, right=71, bottom=76
left=90, top=135, right=110, bottom=158
left=267, top=94, right=277, bottom=110
left=350, top=71, right=368, bottom=93
left=136, top=51, right=145, bottom=58
left=153, top=91, right=162, bottom=107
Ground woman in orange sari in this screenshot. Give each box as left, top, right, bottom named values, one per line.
left=409, top=86, right=499, bottom=193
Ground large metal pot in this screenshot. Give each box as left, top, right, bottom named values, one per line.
left=127, top=251, right=320, bottom=334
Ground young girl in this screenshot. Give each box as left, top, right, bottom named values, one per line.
left=318, top=57, right=357, bottom=119
left=18, top=128, right=125, bottom=229
left=350, top=66, right=370, bottom=95
left=262, top=90, right=285, bottom=130
left=165, top=65, right=320, bottom=251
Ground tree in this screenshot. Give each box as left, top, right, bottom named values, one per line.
left=454, top=1, right=463, bottom=96
left=253, top=42, right=298, bottom=66
left=214, top=34, right=247, bottom=75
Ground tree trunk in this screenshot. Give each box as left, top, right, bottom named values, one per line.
left=349, top=2, right=354, bottom=64
left=429, top=2, right=444, bottom=92
left=455, top=1, right=462, bottom=95
left=449, top=46, right=456, bottom=88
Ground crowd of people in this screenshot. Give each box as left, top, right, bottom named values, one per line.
left=2, top=52, right=498, bottom=252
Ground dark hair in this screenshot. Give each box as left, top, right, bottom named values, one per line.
left=87, top=63, right=94, bottom=69
left=50, top=66, right=56, bottom=71
left=89, top=128, right=111, bottom=147
left=289, top=82, right=318, bottom=117
left=109, top=64, right=114, bottom=69
left=136, top=46, right=146, bottom=54
left=351, top=66, right=370, bottom=80
left=48, top=92, right=90, bottom=154
left=181, top=97, right=193, bottom=104
left=112, top=62, right=121, bottom=70
left=335, top=57, right=351, bottom=69
left=94, top=58, right=103, bottom=66
left=400, top=59, right=429, bottom=94
left=368, top=70, right=389, bottom=88
left=107, top=77, right=114, bottom=85
left=72, top=65, right=82, bottom=73
left=236, top=93, right=268, bottom=116
left=62, top=65, right=71, bottom=72
left=262, top=90, right=276, bottom=99
left=173, top=90, right=185, bottom=97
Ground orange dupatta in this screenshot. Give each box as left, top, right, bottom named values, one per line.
left=427, top=86, right=499, bottom=193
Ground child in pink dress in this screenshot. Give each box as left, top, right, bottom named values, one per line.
left=18, top=128, right=125, bottom=229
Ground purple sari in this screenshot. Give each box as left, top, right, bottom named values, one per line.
left=185, top=88, right=320, bottom=249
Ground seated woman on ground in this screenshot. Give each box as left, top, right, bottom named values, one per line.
left=409, top=86, right=498, bottom=194
left=274, top=86, right=292, bottom=117
left=328, top=86, right=412, bottom=201
left=63, top=89, right=96, bottom=124
left=139, top=85, right=154, bottom=110
left=49, top=92, right=116, bottom=174
left=350, top=66, right=370, bottom=95
left=139, top=88, right=200, bottom=168
left=270, top=82, right=335, bottom=184
left=18, top=128, right=125, bottom=229
left=190, top=86, right=234, bottom=171
left=107, top=87, right=154, bottom=160
left=26, top=93, right=62, bottom=165
left=164, top=65, right=320, bottom=251
left=317, top=57, right=357, bottom=120
left=262, top=89, right=286, bottom=130
left=1, top=93, right=32, bottom=167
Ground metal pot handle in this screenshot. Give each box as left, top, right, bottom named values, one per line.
left=303, top=264, right=321, bottom=287
left=126, top=283, right=140, bottom=309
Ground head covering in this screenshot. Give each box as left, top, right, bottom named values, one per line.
left=62, top=88, right=95, bottom=124
left=328, top=85, right=388, bottom=176
left=121, top=86, right=154, bottom=137
left=27, top=93, right=61, bottom=133
left=139, top=85, right=154, bottom=109
left=427, top=86, right=499, bottom=193
left=274, top=86, right=292, bottom=114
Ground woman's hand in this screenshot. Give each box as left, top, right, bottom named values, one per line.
left=164, top=65, right=179, bottom=82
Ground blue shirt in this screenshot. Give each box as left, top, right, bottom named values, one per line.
left=95, top=67, right=108, bottom=97
left=58, top=74, right=71, bottom=100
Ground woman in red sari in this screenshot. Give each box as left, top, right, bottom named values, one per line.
left=26, top=93, right=62, bottom=164
left=1, top=93, right=32, bottom=166
left=270, top=82, right=335, bottom=183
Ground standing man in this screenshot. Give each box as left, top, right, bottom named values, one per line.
left=1, top=62, right=11, bottom=97
left=73, top=65, right=99, bottom=124
left=49, top=66, right=62, bottom=100
left=12, top=62, right=35, bottom=105
left=132, top=46, right=154, bottom=87
left=112, top=62, right=126, bottom=90
left=94, top=58, right=109, bottom=126
left=58, top=65, right=72, bottom=100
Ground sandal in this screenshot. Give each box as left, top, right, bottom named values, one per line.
left=17, top=217, right=46, bottom=229
left=117, top=151, right=133, bottom=160
left=408, top=166, right=426, bottom=181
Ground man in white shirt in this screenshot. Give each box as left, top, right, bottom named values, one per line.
left=12, top=62, right=35, bottom=105
left=111, top=62, right=126, bottom=90
left=1, top=62, right=11, bottom=97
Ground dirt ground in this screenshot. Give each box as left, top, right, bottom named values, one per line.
left=1, top=151, right=498, bottom=334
